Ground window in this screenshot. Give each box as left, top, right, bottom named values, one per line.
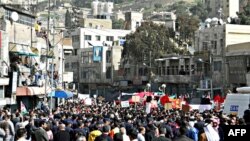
left=220, top=39, right=224, bottom=47
left=89, top=23, right=93, bottom=28
left=167, top=66, right=170, bottom=75
left=211, top=41, right=217, bottom=50
left=81, top=71, right=88, bottom=79
left=214, top=61, right=222, bottom=71
left=84, top=35, right=92, bottom=40
left=0, top=86, right=4, bottom=98
left=202, top=42, right=208, bottom=50
left=106, top=67, right=112, bottom=79
left=82, top=51, right=89, bottom=64
left=106, top=36, right=114, bottom=41
left=214, top=34, right=217, bottom=39
left=136, top=22, right=140, bottom=28
left=72, top=62, right=78, bottom=68
left=191, top=65, right=195, bottom=74
left=125, top=68, right=130, bottom=76
left=96, top=35, right=101, bottom=41
left=65, top=63, right=70, bottom=69
left=106, top=50, right=111, bottom=63
left=139, top=68, right=144, bottom=76
left=72, top=35, right=80, bottom=42
left=74, top=49, right=78, bottom=56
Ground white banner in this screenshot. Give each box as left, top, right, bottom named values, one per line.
left=121, top=101, right=130, bottom=108
left=189, top=104, right=212, bottom=112
left=121, top=92, right=134, bottom=96
left=85, top=98, right=92, bottom=105
left=78, top=94, right=90, bottom=99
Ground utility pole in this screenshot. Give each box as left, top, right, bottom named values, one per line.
left=111, top=46, right=113, bottom=86
left=210, top=52, right=213, bottom=99
left=149, top=50, right=152, bottom=91
left=45, top=0, right=50, bottom=103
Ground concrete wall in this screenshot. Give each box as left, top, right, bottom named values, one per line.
left=80, top=18, right=112, bottom=29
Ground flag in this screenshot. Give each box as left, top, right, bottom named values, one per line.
left=20, top=101, right=28, bottom=115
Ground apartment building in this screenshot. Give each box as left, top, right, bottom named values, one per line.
left=204, top=0, right=239, bottom=18
left=194, top=23, right=250, bottom=95
left=64, top=27, right=131, bottom=94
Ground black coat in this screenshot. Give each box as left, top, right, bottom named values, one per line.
left=54, top=130, right=70, bottom=141
left=152, top=136, right=171, bottom=141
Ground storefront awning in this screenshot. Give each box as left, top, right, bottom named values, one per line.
left=9, top=43, right=29, bottom=55
left=16, top=86, right=52, bottom=96
left=9, top=43, right=39, bottom=56
left=28, top=47, right=39, bottom=56
left=41, top=49, right=54, bottom=58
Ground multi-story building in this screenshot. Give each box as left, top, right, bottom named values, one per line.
left=149, top=11, right=176, bottom=31
left=193, top=23, right=250, bottom=96
left=0, top=4, right=69, bottom=109
left=226, top=42, right=250, bottom=88
left=204, top=0, right=239, bottom=18
left=124, top=11, right=143, bottom=32
left=0, top=5, right=39, bottom=108
left=64, top=27, right=131, bottom=95
left=79, top=18, right=112, bottom=29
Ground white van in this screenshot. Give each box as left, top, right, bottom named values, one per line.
left=223, top=87, right=250, bottom=117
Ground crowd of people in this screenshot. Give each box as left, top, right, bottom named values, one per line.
left=0, top=98, right=249, bottom=141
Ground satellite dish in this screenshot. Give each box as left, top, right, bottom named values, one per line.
left=205, top=18, right=212, bottom=23
left=219, top=19, right=224, bottom=25
left=205, top=23, right=210, bottom=28
left=212, top=17, right=219, bottom=22
left=227, top=17, right=231, bottom=23
left=11, top=12, right=19, bottom=22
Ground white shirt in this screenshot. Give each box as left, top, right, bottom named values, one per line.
left=137, top=133, right=145, bottom=141
left=123, top=134, right=130, bottom=141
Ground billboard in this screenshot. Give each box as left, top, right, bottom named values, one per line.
left=93, top=46, right=102, bottom=62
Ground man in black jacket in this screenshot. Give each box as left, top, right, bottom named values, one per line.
left=243, top=104, right=250, bottom=125
left=153, top=127, right=171, bottom=141
left=54, top=123, right=70, bottom=141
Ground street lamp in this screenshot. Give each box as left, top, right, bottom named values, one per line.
left=197, top=57, right=213, bottom=99
left=146, top=83, right=151, bottom=92
left=161, top=84, right=166, bottom=94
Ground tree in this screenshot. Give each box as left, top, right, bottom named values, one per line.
left=176, top=13, right=200, bottom=45
left=189, top=1, right=209, bottom=22
left=169, top=1, right=191, bottom=15
left=154, top=3, right=162, bottom=9
left=65, top=10, right=72, bottom=28
left=123, top=22, right=180, bottom=65
left=112, top=19, right=125, bottom=29
left=237, top=1, right=250, bottom=25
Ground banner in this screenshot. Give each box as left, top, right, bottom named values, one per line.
left=93, top=46, right=102, bottom=62
left=132, top=96, right=140, bottom=102
left=164, top=103, right=172, bottom=110
left=20, top=101, right=28, bottom=115
left=121, top=101, right=130, bottom=108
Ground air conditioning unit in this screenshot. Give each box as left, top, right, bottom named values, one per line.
left=0, top=66, right=8, bottom=76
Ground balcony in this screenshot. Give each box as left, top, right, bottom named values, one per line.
left=155, top=75, right=192, bottom=83
left=0, top=77, right=9, bottom=85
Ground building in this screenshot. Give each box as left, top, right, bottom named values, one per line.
left=64, top=27, right=131, bottom=95
left=149, top=11, right=176, bottom=31
left=0, top=5, right=39, bottom=108
left=0, top=4, right=70, bottom=109
left=79, top=18, right=112, bottom=29
left=226, top=42, right=250, bottom=87
left=193, top=23, right=250, bottom=96
left=204, top=0, right=239, bottom=18
left=124, top=11, right=143, bottom=32
left=113, top=10, right=125, bottom=21
left=91, top=0, right=113, bottom=19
